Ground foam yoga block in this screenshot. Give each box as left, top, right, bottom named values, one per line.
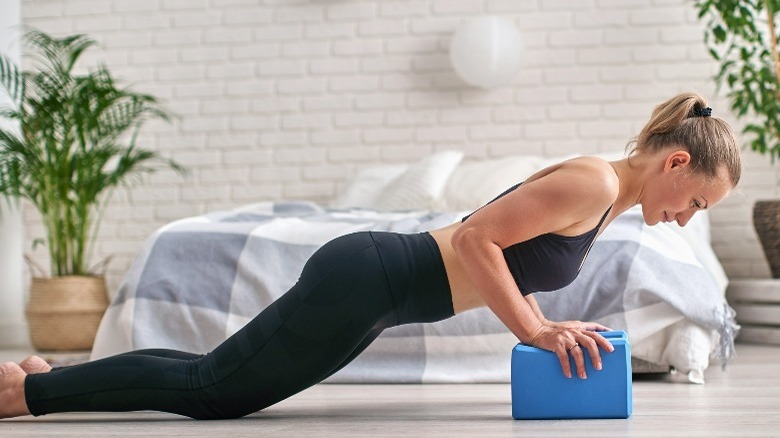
left=511, top=330, right=632, bottom=420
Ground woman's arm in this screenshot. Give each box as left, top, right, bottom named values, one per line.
left=451, top=158, right=617, bottom=378
left=523, top=294, right=548, bottom=325
left=451, top=224, right=546, bottom=343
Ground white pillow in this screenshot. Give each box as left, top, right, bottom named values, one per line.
left=373, top=150, right=464, bottom=211
left=331, top=164, right=408, bottom=209
left=438, top=155, right=546, bottom=211
left=437, top=151, right=627, bottom=211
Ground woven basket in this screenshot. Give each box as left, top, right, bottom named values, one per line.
left=25, top=276, right=109, bottom=351
left=754, top=200, right=780, bottom=279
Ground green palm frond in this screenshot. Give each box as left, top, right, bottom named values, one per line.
left=24, top=28, right=97, bottom=76
left=0, top=53, right=23, bottom=106
left=0, top=28, right=186, bottom=276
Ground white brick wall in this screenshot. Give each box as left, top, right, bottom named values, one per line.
left=19, top=0, right=780, bottom=293
left=1, top=0, right=27, bottom=348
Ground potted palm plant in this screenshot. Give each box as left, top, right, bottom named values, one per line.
left=696, top=0, right=780, bottom=277
left=0, top=29, right=185, bottom=350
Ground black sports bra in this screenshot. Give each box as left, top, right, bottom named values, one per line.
left=461, top=182, right=612, bottom=295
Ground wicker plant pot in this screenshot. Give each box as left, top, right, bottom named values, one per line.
left=25, top=276, right=109, bottom=351
left=754, top=200, right=780, bottom=279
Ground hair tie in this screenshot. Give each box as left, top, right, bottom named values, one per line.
left=693, top=107, right=712, bottom=117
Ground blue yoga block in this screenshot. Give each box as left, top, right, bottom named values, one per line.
left=511, top=330, right=632, bottom=420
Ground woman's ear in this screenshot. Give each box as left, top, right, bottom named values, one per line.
left=663, top=149, right=691, bottom=173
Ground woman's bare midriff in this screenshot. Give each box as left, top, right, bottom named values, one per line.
left=429, top=223, right=484, bottom=315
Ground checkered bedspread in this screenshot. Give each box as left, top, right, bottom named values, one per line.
left=91, top=202, right=736, bottom=382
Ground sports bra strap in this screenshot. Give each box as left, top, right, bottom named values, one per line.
left=597, top=206, right=613, bottom=228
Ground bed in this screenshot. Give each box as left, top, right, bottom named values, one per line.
left=91, top=151, right=738, bottom=384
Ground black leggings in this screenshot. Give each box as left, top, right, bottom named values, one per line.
left=24, top=231, right=454, bottom=419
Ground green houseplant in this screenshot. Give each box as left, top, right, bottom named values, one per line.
left=696, top=0, right=780, bottom=278
left=0, top=29, right=185, bottom=350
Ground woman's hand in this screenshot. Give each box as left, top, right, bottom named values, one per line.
left=528, top=324, right=615, bottom=379
left=544, top=319, right=612, bottom=332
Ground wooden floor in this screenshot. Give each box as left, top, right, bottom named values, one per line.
left=1, top=343, right=779, bottom=437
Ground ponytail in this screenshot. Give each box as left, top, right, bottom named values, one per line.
left=627, top=92, right=741, bottom=186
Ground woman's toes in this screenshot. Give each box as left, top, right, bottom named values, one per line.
left=0, top=362, right=25, bottom=380
left=18, top=356, right=52, bottom=374
left=0, top=362, right=29, bottom=418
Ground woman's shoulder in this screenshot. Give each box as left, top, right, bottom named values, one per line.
left=554, top=155, right=619, bottom=205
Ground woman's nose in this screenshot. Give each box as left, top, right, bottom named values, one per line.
left=675, top=210, right=696, bottom=227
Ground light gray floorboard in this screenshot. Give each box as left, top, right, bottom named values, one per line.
left=1, top=343, right=778, bottom=437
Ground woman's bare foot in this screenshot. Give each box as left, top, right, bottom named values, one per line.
left=18, top=356, right=52, bottom=374
left=0, top=362, right=30, bottom=419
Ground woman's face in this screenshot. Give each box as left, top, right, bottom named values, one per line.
left=641, top=151, right=732, bottom=227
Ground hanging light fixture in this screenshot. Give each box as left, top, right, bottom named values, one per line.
left=449, top=16, right=523, bottom=89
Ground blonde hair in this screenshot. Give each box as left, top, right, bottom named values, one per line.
left=627, top=92, right=741, bottom=186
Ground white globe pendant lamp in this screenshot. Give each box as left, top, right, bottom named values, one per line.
left=449, top=16, right=523, bottom=89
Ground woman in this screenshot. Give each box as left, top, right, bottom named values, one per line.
left=0, top=92, right=741, bottom=420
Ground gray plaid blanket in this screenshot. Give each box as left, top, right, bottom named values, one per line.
left=92, top=202, right=736, bottom=382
